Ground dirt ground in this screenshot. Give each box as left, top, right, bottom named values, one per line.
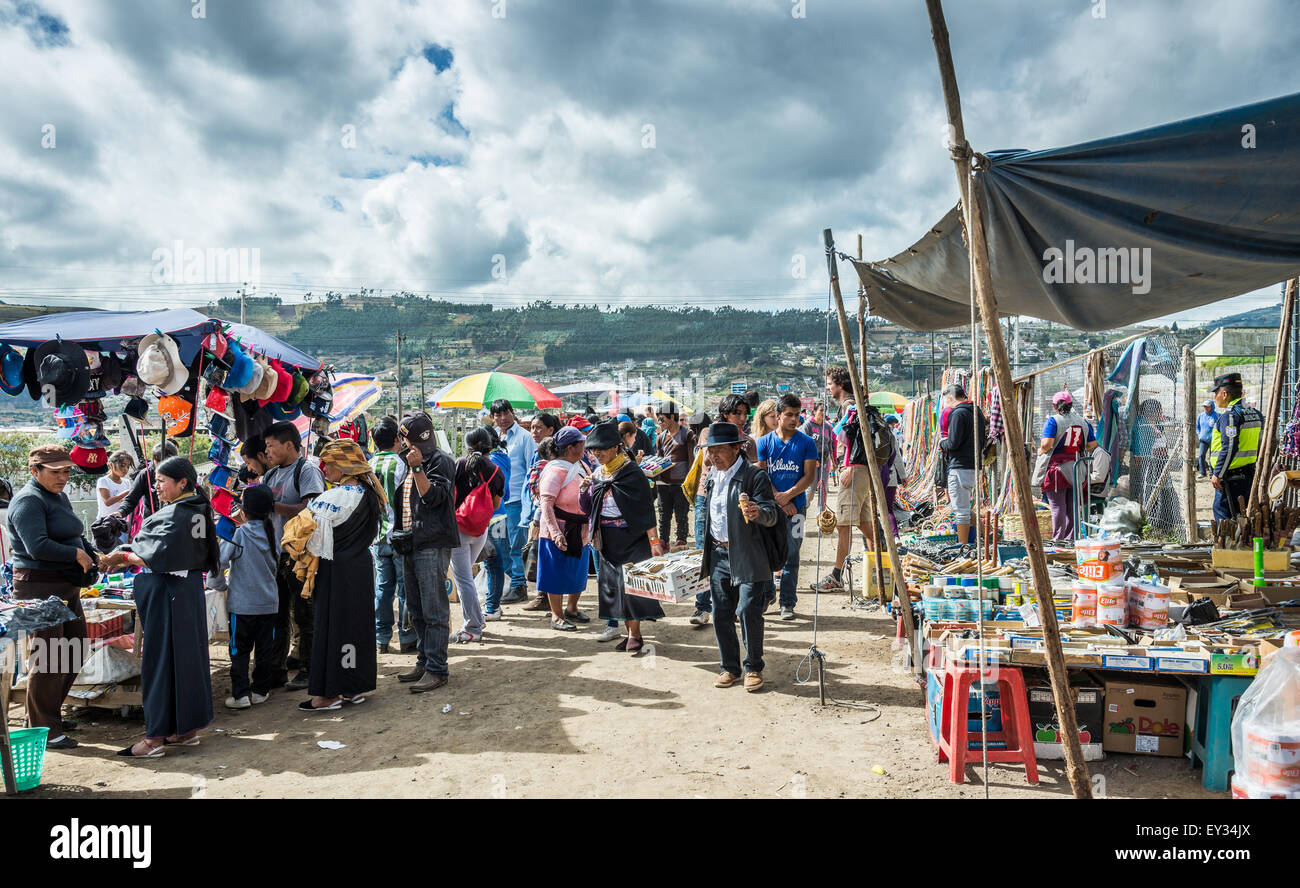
left=14, top=530, right=1223, bottom=800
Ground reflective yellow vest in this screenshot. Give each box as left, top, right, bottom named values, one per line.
left=1209, top=398, right=1262, bottom=473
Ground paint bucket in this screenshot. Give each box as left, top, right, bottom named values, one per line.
left=1095, top=580, right=1127, bottom=627
left=1071, top=580, right=1097, bottom=627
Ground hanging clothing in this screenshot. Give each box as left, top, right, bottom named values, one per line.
left=129, top=492, right=220, bottom=741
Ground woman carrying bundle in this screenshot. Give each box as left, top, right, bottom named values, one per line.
left=581, top=421, right=664, bottom=649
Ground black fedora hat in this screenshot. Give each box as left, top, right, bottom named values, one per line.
left=585, top=419, right=622, bottom=451
left=703, top=421, right=742, bottom=447
left=32, top=339, right=91, bottom=407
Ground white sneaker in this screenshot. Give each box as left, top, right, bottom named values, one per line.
left=224, top=695, right=250, bottom=710
left=250, top=692, right=269, bottom=705
left=450, top=629, right=482, bottom=644
left=595, top=625, right=623, bottom=642
left=689, top=610, right=711, bottom=626
left=483, top=609, right=502, bottom=622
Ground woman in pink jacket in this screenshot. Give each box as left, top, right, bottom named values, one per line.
left=537, top=427, right=592, bottom=630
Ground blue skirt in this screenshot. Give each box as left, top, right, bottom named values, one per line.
left=538, top=538, right=590, bottom=597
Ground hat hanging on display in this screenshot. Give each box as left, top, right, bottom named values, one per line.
left=33, top=339, right=91, bottom=407
left=210, top=488, right=238, bottom=519
left=70, top=444, right=109, bottom=476
left=89, top=352, right=125, bottom=397
left=202, top=357, right=230, bottom=388
left=119, top=374, right=148, bottom=397
left=75, top=399, right=107, bottom=423
left=123, top=396, right=150, bottom=421
left=221, top=346, right=255, bottom=392
left=264, top=400, right=301, bottom=422
left=253, top=357, right=279, bottom=402
left=158, top=393, right=195, bottom=437
left=135, top=332, right=188, bottom=395
left=209, top=438, right=233, bottom=467
left=54, top=407, right=78, bottom=439
left=208, top=464, right=238, bottom=494
left=20, top=346, right=40, bottom=400
left=287, top=370, right=310, bottom=406
left=72, top=420, right=111, bottom=449
left=203, top=331, right=229, bottom=361
left=207, top=412, right=233, bottom=441
left=0, top=345, right=25, bottom=396
left=204, top=385, right=232, bottom=416
left=215, top=515, right=238, bottom=543
left=234, top=355, right=264, bottom=397
left=269, top=360, right=293, bottom=403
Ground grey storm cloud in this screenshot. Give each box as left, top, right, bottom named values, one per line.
left=0, top=0, right=1298, bottom=321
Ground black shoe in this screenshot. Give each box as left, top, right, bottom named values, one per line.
left=285, top=671, right=310, bottom=691
left=62, top=719, right=79, bottom=732
left=500, top=587, right=528, bottom=605
left=398, top=641, right=418, bottom=653
left=563, top=609, right=591, bottom=624
left=47, top=735, right=79, bottom=750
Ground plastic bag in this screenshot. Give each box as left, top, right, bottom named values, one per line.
left=1231, top=646, right=1300, bottom=798
left=1098, top=497, right=1144, bottom=535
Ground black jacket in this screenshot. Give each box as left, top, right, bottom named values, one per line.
left=941, top=402, right=987, bottom=471
left=399, top=447, right=460, bottom=550
left=700, top=459, right=779, bottom=584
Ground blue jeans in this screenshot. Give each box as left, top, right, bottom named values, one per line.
left=693, top=495, right=712, bottom=613
left=710, top=547, right=765, bottom=675
left=374, top=543, right=416, bottom=647
left=777, top=508, right=806, bottom=608
left=483, top=517, right=508, bottom=612
left=402, top=547, right=452, bottom=678
left=503, top=501, right=527, bottom=593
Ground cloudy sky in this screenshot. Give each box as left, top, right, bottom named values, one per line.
left=1, top=0, right=1297, bottom=326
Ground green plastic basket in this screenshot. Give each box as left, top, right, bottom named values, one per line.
left=9, top=727, right=49, bottom=792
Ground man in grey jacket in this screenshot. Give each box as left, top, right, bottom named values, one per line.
left=699, top=422, right=779, bottom=693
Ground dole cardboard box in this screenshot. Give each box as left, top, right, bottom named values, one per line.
left=1101, top=677, right=1186, bottom=757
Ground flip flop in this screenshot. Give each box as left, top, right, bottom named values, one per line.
left=164, top=736, right=201, bottom=747
left=298, top=698, right=342, bottom=711
left=342, top=695, right=367, bottom=705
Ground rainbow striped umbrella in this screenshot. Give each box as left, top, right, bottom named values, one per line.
left=292, top=373, right=382, bottom=440
left=430, top=372, right=561, bottom=411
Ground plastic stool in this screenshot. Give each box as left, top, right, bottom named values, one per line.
left=937, top=661, right=1039, bottom=785
left=1182, top=674, right=1253, bottom=792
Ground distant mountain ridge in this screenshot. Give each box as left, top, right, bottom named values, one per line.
left=1210, top=303, right=1282, bottom=329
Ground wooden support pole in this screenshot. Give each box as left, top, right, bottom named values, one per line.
left=925, top=0, right=1091, bottom=798
left=1249, top=278, right=1297, bottom=514
left=1182, top=346, right=1197, bottom=541
left=824, top=229, right=918, bottom=669
left=858, top=237, right=888, bottom=604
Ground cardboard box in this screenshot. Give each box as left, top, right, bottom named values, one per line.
left=1102, top=678, right=1186, bottom=756
left=1026, top=678, right=1105, bottom=761
left=1211, top=547, right=1293, bottom=571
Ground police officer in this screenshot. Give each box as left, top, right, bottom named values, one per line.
left=1208, top=372, right=1262, bottom=520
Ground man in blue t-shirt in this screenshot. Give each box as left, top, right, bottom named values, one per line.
left=756, top=393, right=820, bottom=620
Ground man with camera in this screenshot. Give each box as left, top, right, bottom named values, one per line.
left=393, top=412, right=460, bottom=693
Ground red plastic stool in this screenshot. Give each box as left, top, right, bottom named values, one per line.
left=937, top=661, right=1038, bottom=785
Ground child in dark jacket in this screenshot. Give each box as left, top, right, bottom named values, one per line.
left=219, top=485, right=280, bottom=708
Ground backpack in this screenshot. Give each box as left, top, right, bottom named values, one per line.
left=456, top=464, right=500, bottom=537
left=844, top=403, right=893, bottom=466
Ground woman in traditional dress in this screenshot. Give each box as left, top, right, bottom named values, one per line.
left=581, top=421, right=664, bottom=651
left=537, top=427, right=591, bottom=630
left=103, top=456, right=219, bottom=758
left=299, top=438, right=385, bottom=712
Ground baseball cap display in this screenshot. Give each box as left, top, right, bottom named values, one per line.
left=70, top=444, right=109, bottom=476
left=158, top=393, right=195, bottom=437
left=0, top=345, right=24, bottom=396
left=32, top=339, right=91, bottom=407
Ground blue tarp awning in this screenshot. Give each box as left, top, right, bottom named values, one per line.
left=0, top=308, right=214, bottom=363
left=849, top=92, right=1300, bottom=331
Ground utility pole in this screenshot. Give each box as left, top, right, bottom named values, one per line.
left=419, top=355, right=427, bottom=409
left=237, top=282, right=248, bottom=325
left=396, top=328, right=407, bottom=418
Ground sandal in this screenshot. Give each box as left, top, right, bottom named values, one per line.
left=342, top=695, right=367, bottom=705
left=298, top=698, right=342, bottom=711
left=117, top=740, right=165, bottom=758
left=626, top=637, right=645, bottom=654
left=550, top=619, right=577, bottom=631
left=164, top=734, right=201, bottom=747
